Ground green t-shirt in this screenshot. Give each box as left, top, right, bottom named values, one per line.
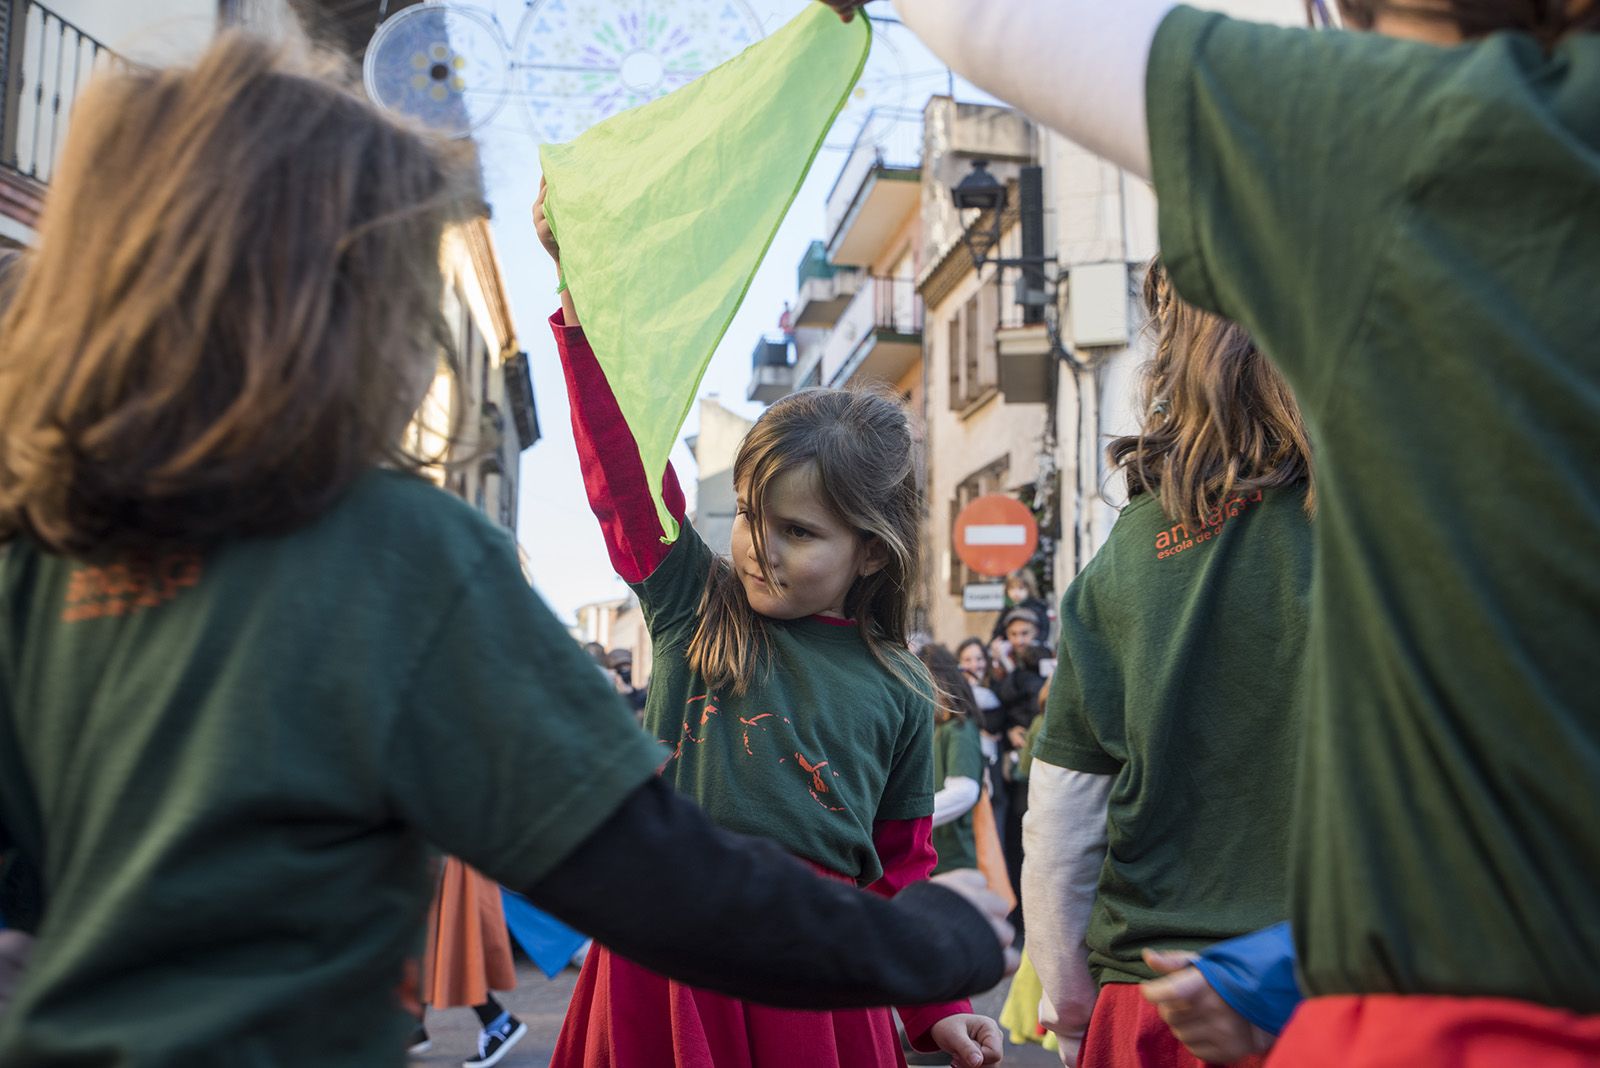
left=0, top=471, right=662, bottom=1066
left=931, top=716, right=984, bottom=875
left=632, top=525, right=935, bottom=885
left=1034, top=489, right=1312, bottom=985
left=1148, top=8, right=1600, bottom=1010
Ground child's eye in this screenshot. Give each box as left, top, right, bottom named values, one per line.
left=786, top=524, right=812, bottom=540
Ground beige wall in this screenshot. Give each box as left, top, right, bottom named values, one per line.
left=922, top=261, right=1051, bottom=647
left=689, top=397, right=756, bottom=556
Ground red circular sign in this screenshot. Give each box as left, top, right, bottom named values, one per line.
left=954, top=494, right=1038, bottom=577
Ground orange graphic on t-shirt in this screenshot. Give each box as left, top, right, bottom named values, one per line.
left=61, top=551, right=203, bottom=622
left=795, top=752, right=846, bottom=812
left=1154, top=490, right=1264, bottom=560
left=659, top=696, right=848, bottom=814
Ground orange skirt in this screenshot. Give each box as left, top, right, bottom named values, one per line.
left=422, top=857, right=517, bottom=1008
left=972, top=789, right=1016, bottom=912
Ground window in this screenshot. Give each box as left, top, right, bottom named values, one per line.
left=947, top=279, right=1000, bottom=411
left=948, top=455, right=1011, bottom=595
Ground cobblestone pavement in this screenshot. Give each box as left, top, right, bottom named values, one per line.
left=410, top=960, right=1063, bottom=1068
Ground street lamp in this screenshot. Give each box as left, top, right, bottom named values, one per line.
left=951, top=160, right=1056, bottom=320
left=952, top=160, right=1007, bottom=267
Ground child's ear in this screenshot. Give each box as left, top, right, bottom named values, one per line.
left=858, top=536, right=889, bottom=578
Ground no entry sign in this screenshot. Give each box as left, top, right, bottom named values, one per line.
left=954, top=494, right=1038, bottom=577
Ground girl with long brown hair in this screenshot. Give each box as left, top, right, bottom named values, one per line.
left=0, top=30, right=1021, bottom=1066
left=1021, top=262, right=1314, bottom=1068
left=536, top=186, right=1003, bottom=1068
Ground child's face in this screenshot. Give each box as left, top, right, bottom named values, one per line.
left=1005, top=619, right=1039, bottom=648
left=732, top=465, right=885, bottom=622
left=959, top=645, right=988, bottom=679
left=1006, top=581, right=1029, bottom=602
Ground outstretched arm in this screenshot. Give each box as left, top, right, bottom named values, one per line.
left=523, top=778, right=1014, bottom=1010
left=868, top=818, right=1001, bottom=1059
left=824, top=0, right=1170, bottom=178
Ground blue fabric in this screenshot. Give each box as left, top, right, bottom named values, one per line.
left=1193, top=922, right=1301, bottom=1035
left=499, top=888, right=587, bottom=980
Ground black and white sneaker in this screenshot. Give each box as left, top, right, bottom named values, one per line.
left=406, top=1025, right=432, bottom=1057
left=463, top=1013, right=526, bottom=1068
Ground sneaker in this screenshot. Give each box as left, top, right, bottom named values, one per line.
left=463, top=1013, right=527, bottom=1068
left=406, top=1025, right=432, bottom=1057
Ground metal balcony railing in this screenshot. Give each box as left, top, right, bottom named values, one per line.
left=823, top=107, right=923, bottom=244
left=796, top=239, right=837, bottom=291
left=864, top=274, right=924, bottom=337
left=820, top=275, right=924, bottom=387
left=2, top=1, right=121, bottom=185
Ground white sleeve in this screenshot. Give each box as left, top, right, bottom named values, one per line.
left=930, top=776, right=981, bottom=828
left=886, top=0, right=1174, bottom=180
left=1021, top=759, right=1113, bottom=1067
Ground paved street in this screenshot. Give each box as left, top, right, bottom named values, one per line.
left=412, top=960, right=1063, bottom=1068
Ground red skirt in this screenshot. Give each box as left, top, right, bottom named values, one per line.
left=1266, top=994, right=1600, bottom=1068
left=1081, top=982, right=1268, bottom=1068
left=550, top=942, right=908, bottom=1068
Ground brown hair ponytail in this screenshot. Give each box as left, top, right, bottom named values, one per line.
left=1107, top=263, right=1313, bottom=534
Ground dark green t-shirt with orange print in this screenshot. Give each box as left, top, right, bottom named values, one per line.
left=0, top=471, right=663, bottom=1067
left=1034, top=487, right=1312, bottom=986
left=931, top=716, right=984, bottom=875
left=632, top=524, right=936, bottom=885
left=1148, top=7, right=1600, bottom=1010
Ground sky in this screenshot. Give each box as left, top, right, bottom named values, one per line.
left=452, top=0, right=966, bottom=624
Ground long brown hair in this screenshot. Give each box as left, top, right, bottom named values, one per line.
left=0, top=32, right=478, bottom=559
left=1107, top=263, right=1313, bottom=533
left=917, top=643, right=979, bottom=726
left=1316, top=0, right=1599, bottom=43
left=687, top=388, right=928, bottom=696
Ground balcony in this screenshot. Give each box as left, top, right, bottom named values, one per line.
left=824, top=108, right=921, bottom=269
left=2, top=3, right=119, bottom=183
left=747, top=334, right=794, bottom=404
left=793, top=240, right=861, bottom=329
left=821, top=276, right=923, bottom=389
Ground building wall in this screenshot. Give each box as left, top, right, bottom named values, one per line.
left=689, top=397, right=756, bottom=557
left=922, top=265, right=1051, bottom=647
left=405, top=219, right=524, bottom=533
left=1042, top=134, right=1159, bottom=597
left=918, top=98, right=1049, bottom=647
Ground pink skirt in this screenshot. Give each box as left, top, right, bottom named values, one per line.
left=550, top=942, right=907, bottom=1068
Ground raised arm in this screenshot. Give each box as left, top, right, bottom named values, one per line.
left=537, top=180, right=685, bottom=583
left=549, top=310, right=686, bottom=583
left=847, top=0, right=1172, bottom=179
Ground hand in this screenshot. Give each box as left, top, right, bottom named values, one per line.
left=0, top=930, right=35, bottom=1018
left=1006, top=725, right=1029, bottom=750
left=930, top=869, right=1021, bottom=977
left=1140, top=949, right=1274, bottom=1064
left=533, top=178, right=560, bottom=265
left=928, top=1013, right=1005, bottom=1067
left=817, top=0, right=871, bottom=22
left=534, top=178, right=581, bottom=325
